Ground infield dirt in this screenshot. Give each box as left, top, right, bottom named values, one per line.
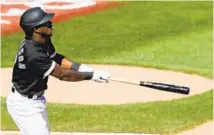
left=1, top=65, right=212, bottom=104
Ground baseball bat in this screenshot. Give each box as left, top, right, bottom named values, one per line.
left=107, top=77, right=190, bottom=95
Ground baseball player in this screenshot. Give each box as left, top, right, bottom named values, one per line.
left=6, top=7, right=110, bottom=135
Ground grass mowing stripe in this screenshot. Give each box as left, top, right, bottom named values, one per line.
left=1, top=90, right=213, bottom=134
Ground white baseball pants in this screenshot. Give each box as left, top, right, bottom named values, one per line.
left=6, top=90, right=50, bottom=135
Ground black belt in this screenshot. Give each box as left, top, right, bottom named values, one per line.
left=12, top=87, right=44, bottom=99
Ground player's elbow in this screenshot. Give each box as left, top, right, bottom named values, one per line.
left=51, top=64, right=66, bottom=80
left=54, top=70, right=67, bottom=81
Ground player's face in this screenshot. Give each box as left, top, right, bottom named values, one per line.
left=36, top=21, right=53, bottom=36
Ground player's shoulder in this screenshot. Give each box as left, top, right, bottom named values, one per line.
left=24, top=39, right=48, bottom=60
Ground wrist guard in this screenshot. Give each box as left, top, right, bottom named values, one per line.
left=80, top=72, right=93, bottom=80
left=71, top=61, right=81, bottom=70
left=71, top=63, right=94, bottom=72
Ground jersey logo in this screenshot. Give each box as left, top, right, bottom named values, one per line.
left=15, top=40, right=27, bottom=69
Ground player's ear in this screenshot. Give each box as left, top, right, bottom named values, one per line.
left=33, top=27, right=40, bottom=32
left=33, top=28, right=37, bottom=31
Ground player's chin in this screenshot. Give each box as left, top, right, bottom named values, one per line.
left=47, top=30, right=53, bottom=36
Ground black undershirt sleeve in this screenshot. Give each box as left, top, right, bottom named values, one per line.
left=51, top=53, right=65, bottom=65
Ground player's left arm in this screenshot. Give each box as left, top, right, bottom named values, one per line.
left=52, top=53, right=93, bottom=72
left=47, top=40, right=110, bottom=83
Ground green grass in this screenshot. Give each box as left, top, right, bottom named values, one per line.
left=1, top=90, right=213, bottom=134
left=1, top=1, right=213, bottom=134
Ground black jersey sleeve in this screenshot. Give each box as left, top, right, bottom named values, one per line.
left=46, top=38, right=57, bottom=59
left=30, top=50, right=56, bottom=78
left=49, top=42, right=57, bottom=59
left=46, top=38, right=65, bottom=65
left=51, top=53, right=65, bottom=65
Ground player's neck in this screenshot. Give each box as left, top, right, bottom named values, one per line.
left=32, top=34, right=46, bottom=44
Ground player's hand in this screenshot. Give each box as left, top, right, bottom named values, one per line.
left=92, top=71, right=110, bottom=83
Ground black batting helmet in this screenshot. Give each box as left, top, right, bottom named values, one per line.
left=20, top=7, right=54, bottom=38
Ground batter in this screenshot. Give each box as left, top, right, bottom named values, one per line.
left=6, top=7, right=110, bottom=135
